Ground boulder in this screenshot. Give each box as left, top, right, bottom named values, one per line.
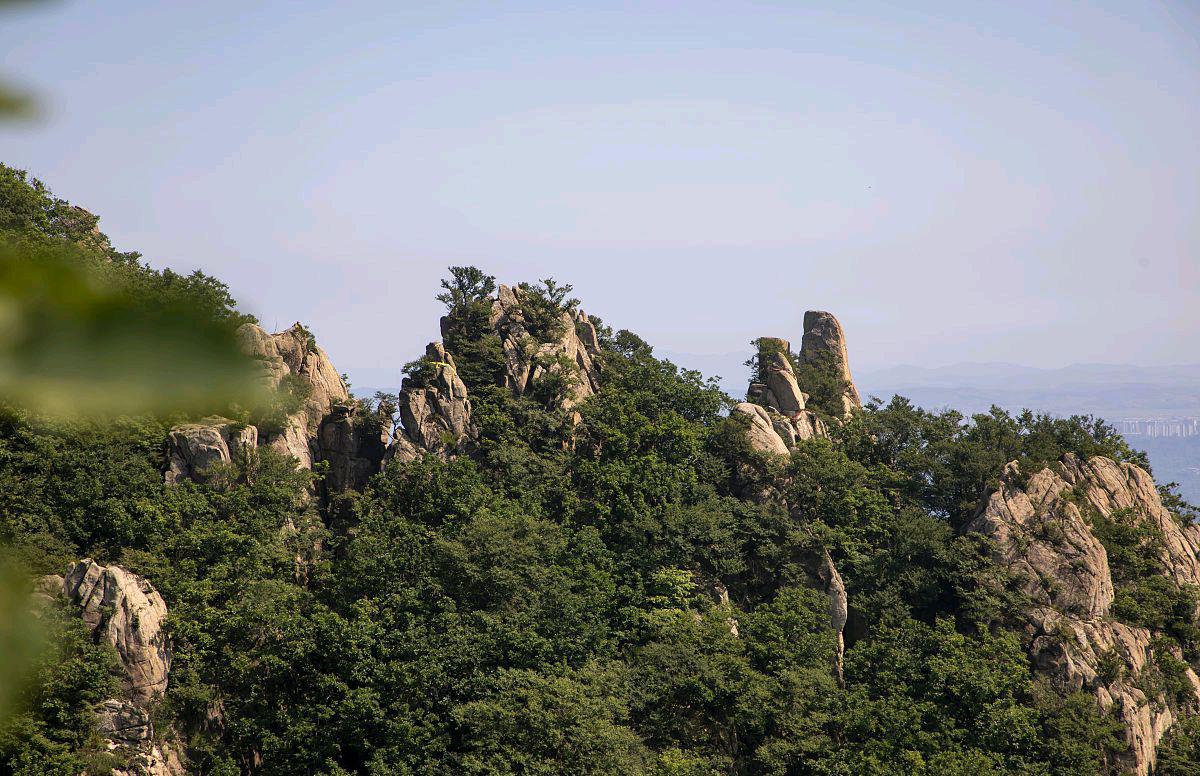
left=764, top=351, right=806, bottom=416
left=733, top=402, right=790, bottom=456
left=62, top=560, right=170, bottom=703
left=32, top=574, right=64, bottom=610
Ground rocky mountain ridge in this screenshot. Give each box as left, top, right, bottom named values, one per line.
left=164, top=283, right=607, bottom=491
left=44, top=283, right=1200, bottom=774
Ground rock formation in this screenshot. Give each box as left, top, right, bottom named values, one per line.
left=165, top=419, right=257, bottom=484
left=394, top=342, right=478, bottom=459
left=63, top=560, right=171, bottom=703
left=168, top=322, right=388, bottom=493
left=237, top=322, right=350, bottom=469
left=732, top=403, right=791, bottom=457
left=967, top=454, right=1200, bottom=775
left=316, top=402, right=392, bottom=492
left=815, top=545, right=849, bottom=688
left=481, top=284, right=601, bottom=413
left=53, top=561, right=184, bottom=775
left=167, top=282, right=610, bottom=492
left=799, top=310, right=861, bottom=417
left=740, top=324, right=844, bottom=456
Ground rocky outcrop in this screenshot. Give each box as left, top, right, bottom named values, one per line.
left=966, top=455, right=1200, bottom=775
left=394, top=342, right=478, bottom=459
left=97, top=698, right=184, bottom=776
left=236, top=321, right=350, bottom=469
left=484, top=284, right=601, bottom=412
left=384, top=282, right=604, bottom=463
left=168, top=285, right=608, bottom=489
left=811, top=544, right=848, bottom=688
left=112, top=743, right=185, bottom=776
left=241, top=322, right=349, bottom=421
left=763, top=350, right=806, bottom=416
left=169, top=321, right=365, bottom=490
left=165, top=419, right=257, bottom=484
left=799, top=311, right=861, bottom=417
left=968, top=461, right=1114, bottom=618
left=733, top=402, right=791, bottom=457
left=54, top=561, right=185, bottom=775
left=96, top=698, right=153, bottom=744
left=63, top=560, right=170, bottom=703
left=743, top=335, right=831, bottom=453
left=1057, top=454, right=1200, bottom=588
left=316, top=402, right=392, bottom=492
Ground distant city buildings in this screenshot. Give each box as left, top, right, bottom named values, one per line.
left=1118, top=417, right=1200, bottom=438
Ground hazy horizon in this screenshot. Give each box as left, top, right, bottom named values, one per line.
left=3, top=0, right=1197, bottom=374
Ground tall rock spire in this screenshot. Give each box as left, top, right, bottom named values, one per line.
left=800, top=310, right=861, bottom=417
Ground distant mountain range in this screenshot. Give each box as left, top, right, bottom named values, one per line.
left=856, top=362, right=1200, bottom=418
left=349, top=356, right=1200, bottom=421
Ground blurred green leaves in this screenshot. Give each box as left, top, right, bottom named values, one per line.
left=0, top=244, right=265, bottom=418
left=0, top=559, right=45, bottom=724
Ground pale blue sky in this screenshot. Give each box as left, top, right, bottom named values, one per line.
left=2, top=0, right=1197, bottom=385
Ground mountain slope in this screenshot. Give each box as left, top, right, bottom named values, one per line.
left=3, top=167, right=1199, bottom=775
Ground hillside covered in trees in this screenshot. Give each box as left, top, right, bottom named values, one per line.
left=2, top=165, right=1199, bottom=775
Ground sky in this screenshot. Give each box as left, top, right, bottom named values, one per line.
left=2, top=0, right=1198, bottom=387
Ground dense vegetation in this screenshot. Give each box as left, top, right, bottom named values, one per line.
left=1, top=168, right=1197, bottom=775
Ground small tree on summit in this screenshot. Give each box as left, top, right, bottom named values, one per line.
left=517, top=277, right=579, bottom=342
left=436, top=266, right=505, bottom=391
left=436, top=266, right=496, bottom=315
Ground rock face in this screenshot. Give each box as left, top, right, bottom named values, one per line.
left=316, top=402, right=391, bottom=492
left=395, top=342, right=478, bottom=458
left=967, top=454, right=1200, bottom=775
left=96, top=698, right=152, bottom=744
left=733, top=403, right=791, bottom=457
left=741, top=330, right=836, bottom=455
left=236, top=321, right=350, bottom=469
left=799, top=311, right=861, bottom=417
left=814, top=545, right=848, bottom=688
left=56, top=561, right=185, bottom=775
left=165, top=420, right=257, bottom=484
left=484, top=284, right=601, bottom=413
left=763, top=350, right=806, bottom=416
left=63, top=560, right=170, bottom=703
